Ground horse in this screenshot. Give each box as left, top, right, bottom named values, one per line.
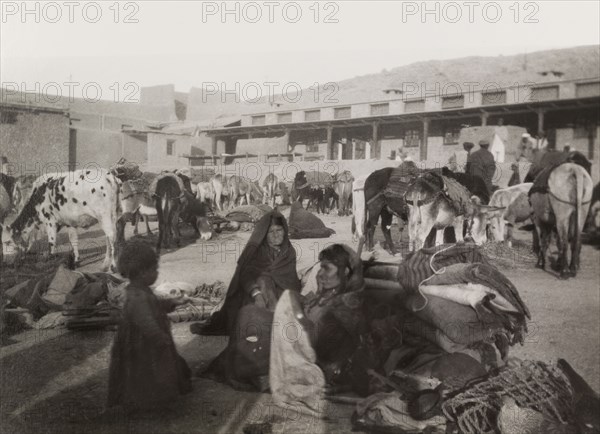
left=530, top=163, right=593, bottom=278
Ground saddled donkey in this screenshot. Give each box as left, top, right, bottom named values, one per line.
left=405, top=172, right=472, bottom=251
left=530, top=163, right=593, bottom=278
left=361, top=164, right=420, bottom=255
left=117, top=176, right=157, bottom=240
left=262, top=173, right=278, bottom=208
left=2, top=169, right=121, bottom=271
left=334, top=170, right=354, bottom=216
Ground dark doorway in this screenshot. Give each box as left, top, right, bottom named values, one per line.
left=69, top=128, right=77, bottom=170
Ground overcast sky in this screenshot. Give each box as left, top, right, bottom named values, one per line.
left=1, top=1, right=599, bottom=101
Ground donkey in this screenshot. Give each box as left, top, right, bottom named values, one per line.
left=405, top=172, right=469, bottom=251
left=530, top=163, right=593, bottom=278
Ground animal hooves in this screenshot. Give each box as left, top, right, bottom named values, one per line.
left=559, top=272, right=570, bottom=280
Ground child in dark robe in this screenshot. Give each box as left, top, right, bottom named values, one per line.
left=107, top=241, right=192, bottom=412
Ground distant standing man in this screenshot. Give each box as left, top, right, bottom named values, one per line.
left=0, top=156, right=9, bottom=175
left=466, top=140, right=496, bottom=195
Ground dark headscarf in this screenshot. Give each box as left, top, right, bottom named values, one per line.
left=208, top=210, right=300, bottom=334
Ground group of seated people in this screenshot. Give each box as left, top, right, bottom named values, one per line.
left=192, top=209, right=367, bottom=393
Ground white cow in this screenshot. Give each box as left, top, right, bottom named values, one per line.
left=470, top=182, right=533, bottom=246
left=2, top=169, right=121, bottom=271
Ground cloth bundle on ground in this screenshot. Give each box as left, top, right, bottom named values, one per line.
left=397, top=243, right=489, bottom=292
left=225, top=204, right=273, bottom=223
left=287, top=201, right=335, bottom=239
left=3, top=264, right=225, bottom=329
left=353, top=392, right=446, bottom=433
left=4, top=264, right=124, bottom=321
left=154, top=280, right=228, bottom=323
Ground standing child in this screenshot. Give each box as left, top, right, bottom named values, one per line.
left=107, top=241, right=192, bottom=412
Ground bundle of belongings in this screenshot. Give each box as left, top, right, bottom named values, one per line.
left=3, top=264, right=125, bottom=330
left=154, top=280, right=227, bottom=323
left=2, top=264, right=228, bottom=330
left=225, top=204, right=273, bottom=229
left=287, top=201, right=335, bottom=239
left=109, top=158, right=144, bottom=181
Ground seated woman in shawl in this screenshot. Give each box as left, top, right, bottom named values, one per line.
left=270, top=244, right=370, bottom=409
left=195, top=211, right=301, bottom=391
left=192, top=210, right=301, bottom=336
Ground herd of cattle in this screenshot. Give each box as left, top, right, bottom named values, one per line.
left=1, top=151, right=599, bottom=280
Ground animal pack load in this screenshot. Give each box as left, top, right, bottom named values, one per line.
left=529, top=152, right=592, bottom=197
left=382, top=162, right=420, bottom=199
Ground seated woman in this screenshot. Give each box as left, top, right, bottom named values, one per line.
left=196, top=210, right=301, bottom=391
left=303, top=244, right=367, bottom=381
left=192, top=210, right=301, bottom=336
left=270, top=244, right=370, bottom=410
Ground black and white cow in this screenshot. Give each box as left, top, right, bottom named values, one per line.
left=2, top=169, right=121, bottom=271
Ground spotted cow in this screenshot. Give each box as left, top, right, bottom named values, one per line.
left=2, top=169, right=121, bottom=271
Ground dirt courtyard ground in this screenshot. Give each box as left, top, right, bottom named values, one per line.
left=1, top=208, right=599, bottom=434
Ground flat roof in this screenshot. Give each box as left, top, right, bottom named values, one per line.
left=0, top=101, right=69, bottom=115
left=203, top=95, right=600, bottom=136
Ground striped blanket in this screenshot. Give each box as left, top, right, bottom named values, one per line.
left=397, top=243, right=489, bottom=293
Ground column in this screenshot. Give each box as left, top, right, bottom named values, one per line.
left=338, top=141, right=343, bottom=161
left=371, top=122, right=379, bottom=159
left=211, top=136, right=218, bottom=156
left=326, top=126, right=333, bottom=160
left=536, top=109, right=545, bottom=134
left=481, top=112, right=489, bottom=126
left=421, top=118, right=429, bottom=161
left=352, top=140, right=356, bottom=160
